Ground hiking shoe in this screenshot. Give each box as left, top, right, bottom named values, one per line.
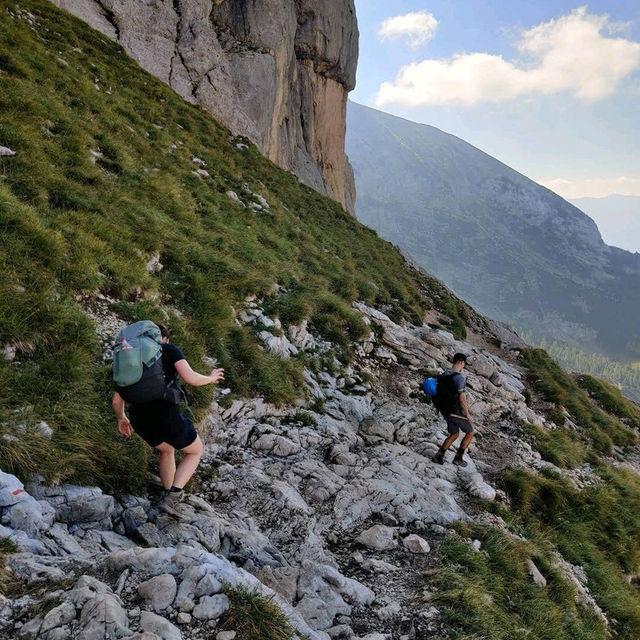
left=432, top=454, right=445, bottom=465
left=158, top=489, right=184, bottom=516
left=452, top=456, right=468, bottom=468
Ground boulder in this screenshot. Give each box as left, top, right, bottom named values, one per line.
left=138, top=574, right=177, bottom=612
left=355, top=525, right=397, bottom=551
left=139, top=611, right=182, bottom=640
left=77, top=593, right=130, bottom=640
left=192, top=594, right=230, bottom=621
left=402, top=535, right=430, bottom=554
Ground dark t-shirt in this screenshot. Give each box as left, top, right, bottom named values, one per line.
left=161, top=343, right=185, bottom=383
left=443, top=369, right=466, bottom=416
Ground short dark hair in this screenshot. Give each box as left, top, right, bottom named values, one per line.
left=157, top=323, right=171, bottom=339
left=452, top=352, right=468, bottom=364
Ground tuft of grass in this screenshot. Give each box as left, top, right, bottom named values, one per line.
left=428, top=525, right=606, bottom=640
left=575, top=374, right=640, bottom=430
left=501, top=465, right=640, bottom=638
left=0, top=537, right=18, bottom=594
left=522, top=423, right=591, bottom=468
left=281, top=410, right=317, bottom=428
left=521, top=349, right=637, bottom=458
left=219, top=584, right=300, bottom=640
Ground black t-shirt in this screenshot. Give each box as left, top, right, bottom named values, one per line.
left=161, top=343, right=186, bottom=383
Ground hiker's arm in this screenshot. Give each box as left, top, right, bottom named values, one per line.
left=175, top=360, right=225, bottom=387
left=459, top=392, right=473, bottom=423
left=112, top=392, right=132, bottom=437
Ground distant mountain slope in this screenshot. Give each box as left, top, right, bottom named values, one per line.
left=571, top=195, right=640, bottom=254
left=346, top=102, right=640, bottom=361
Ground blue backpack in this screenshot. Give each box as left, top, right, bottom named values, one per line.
left=423, top=377, right=437, bottom=397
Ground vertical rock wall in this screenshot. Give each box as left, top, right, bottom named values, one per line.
left=50, top=0, right=359, bottom=212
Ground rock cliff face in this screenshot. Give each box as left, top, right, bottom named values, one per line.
left=51, top=0, right=358, bottom=211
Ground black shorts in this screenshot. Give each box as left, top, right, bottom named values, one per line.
left=445, top=415, right=474, bottom=435
left=129, top=400, right=198, bottom=450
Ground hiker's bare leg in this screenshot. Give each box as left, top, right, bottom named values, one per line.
left=460, top=430, right=474, bottom=452
left=172, top=435, right=204, bottom=489
left=156, top=442, right=176, bottom=490
left=441, top=432, right=459, bottom=452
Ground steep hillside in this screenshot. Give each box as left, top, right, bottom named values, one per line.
left=3, top=4, right=640, bottom=640
left=0, top=0, right=471, bottom=492
left=346, top=102, right=640, bottom=364
left=51, top=0, right=359, bottom=211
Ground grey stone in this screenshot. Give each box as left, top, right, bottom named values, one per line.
left=0, top=145, right=15, bottom=156
left=40, top=601, right=76, bottom=634
left=77, top=594, right=130, bottom=640
left=135, top=522, right=163, bottom=547
left=192, top=594, right=230, bottom=621
left=139, top=610, right=182, bottom=640
left=527, top=559, right=547, bottom=587
left=402, top=534, right=430, bottom=554
left=355, top=525, right=397, bottom=551
left=194, top=573, right=223, bottom=597
left=138, top=574, right=177, bottom=612
left=217, top=632, right=236, bottom=640
left=123, top=506, right=148, bottom=534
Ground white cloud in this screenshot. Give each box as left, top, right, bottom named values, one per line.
left=378, top=10, right=439, bottom=49
left=538, top=176, right=640, bottom=199
left=376, top=7, right=640, bottom=107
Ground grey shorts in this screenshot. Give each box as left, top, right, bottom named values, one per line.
left=445, top=415, right=474, bottom=435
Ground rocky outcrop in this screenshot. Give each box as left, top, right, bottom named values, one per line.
left=50, top=0, right=358, bottom=211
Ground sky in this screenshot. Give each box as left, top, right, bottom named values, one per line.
left=351, top=1, right=640, bottom=201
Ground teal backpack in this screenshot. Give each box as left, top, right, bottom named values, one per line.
left=113, top=321, right=165, bottom=404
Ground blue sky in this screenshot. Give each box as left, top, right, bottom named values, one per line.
left=352, top=1, right=640, bottom=199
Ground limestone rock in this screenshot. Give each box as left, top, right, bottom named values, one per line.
left=139, top=611, right=182, bottom=640
left=192, top=594, right=230, bottom=620
left=138, top=574, right=177, bottom=612
left=355, top=525, right=397, bottom=551
left=402, top=534, right=430, bottom=554
left=77, top=593, right=130, bottom=640
left=527, top=559, right=547, bottom=587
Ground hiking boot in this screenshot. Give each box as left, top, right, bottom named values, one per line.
left=452, top=455, right=468, bottom=467
left=158, top=489, right=184, bottom=516
left=432, top=453, right=445, bottom=465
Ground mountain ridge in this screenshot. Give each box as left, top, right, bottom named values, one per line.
left=346, top=101, right=640, bottom=362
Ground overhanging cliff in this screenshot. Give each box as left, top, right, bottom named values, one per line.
left=51, top=0, right=359, bottom=212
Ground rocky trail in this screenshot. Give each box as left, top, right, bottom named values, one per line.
left=0, top=299, right=614, bottom=639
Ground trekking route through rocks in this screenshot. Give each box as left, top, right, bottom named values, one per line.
left=0, top=300, right=618, bottom=638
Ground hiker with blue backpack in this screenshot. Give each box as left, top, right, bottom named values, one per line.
left=111, top=321, right=224, bottom=511
left=425, top=353, right=474, bottom=467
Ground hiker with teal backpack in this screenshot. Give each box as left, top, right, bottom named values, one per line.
left=111, top=321, right=224, bottom=511
left=424, top=353, right=474, bottom=467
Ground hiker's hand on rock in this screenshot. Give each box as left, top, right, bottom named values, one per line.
left=118, top=418, right=132, bottom=438
left=209, top=368, right=225, bottom=384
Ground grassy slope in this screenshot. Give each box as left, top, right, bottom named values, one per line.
left=0, top=0, right=448, bottom=490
